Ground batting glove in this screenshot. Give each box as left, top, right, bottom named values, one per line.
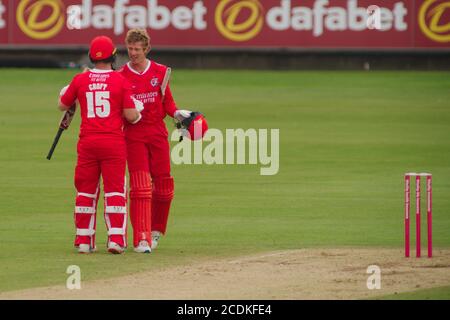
left=59, top=85, right=69, bottom=97
left=174, top=109, right=192, bottom=121
left=132, top=97, right=144, bottom=112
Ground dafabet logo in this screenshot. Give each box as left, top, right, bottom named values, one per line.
left=215, top=0, right=264, bottom=42
left=419, top=0, right=450, bottom=42
left=8, top=0, right=450, bottom=45
left=16, top=0, right=65, bottom=40
left=215, top=0, right=409, bottom=40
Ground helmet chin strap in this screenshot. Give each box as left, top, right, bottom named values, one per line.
left=174, top=119, right=189, bottom=142
left=174, top=119, right=184, bottom=142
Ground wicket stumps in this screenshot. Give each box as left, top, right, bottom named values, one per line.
left=404, top=173, right=432, bottom=258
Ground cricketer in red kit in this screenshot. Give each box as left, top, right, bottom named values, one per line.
left=119, top=29, right=192, bottom=253
left=59, top=36, right=142, bottom=254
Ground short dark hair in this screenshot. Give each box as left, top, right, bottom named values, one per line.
left=90, top=53, right=116, bottom=64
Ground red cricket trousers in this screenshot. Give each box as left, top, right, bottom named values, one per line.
left=73, top=135, right=128, bottom=249
left=126, top=132, right=174, bottom=247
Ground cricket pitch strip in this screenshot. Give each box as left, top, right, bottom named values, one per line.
left=1, top=248, right=450, bottom=300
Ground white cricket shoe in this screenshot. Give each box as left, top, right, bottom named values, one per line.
left=108, top=242, right=125, bottom=254
left=78, top=244, right=95, bottom=254
left=151, top=231, right=162, bottom=250
left=134, top=240, right=151, bottom=253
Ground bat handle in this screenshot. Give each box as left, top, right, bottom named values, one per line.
left=46, top=128, right=64, bottom=160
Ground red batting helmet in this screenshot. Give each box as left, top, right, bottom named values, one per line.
left=176, top=112, right=208, bottom=140
left=89, top=36, right=117, bottom=61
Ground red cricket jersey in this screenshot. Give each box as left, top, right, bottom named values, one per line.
left=61, top=69, right=135, bottom=138
left=118, top=60, right=177, bottom=137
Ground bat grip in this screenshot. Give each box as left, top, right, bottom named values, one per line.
left=46, top=128, right=64, bottom=160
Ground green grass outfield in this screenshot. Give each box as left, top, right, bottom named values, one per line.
left=0, top=69, right=449, bottom=297
left=374, top=285, right=450, bottom=300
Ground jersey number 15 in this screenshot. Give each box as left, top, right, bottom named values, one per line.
left=86, top=91, right=110, bottom=118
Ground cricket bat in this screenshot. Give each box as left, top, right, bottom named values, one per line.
left=160, top=67, right=171, bottom=100
left=46, top=104, right=76, bottom=160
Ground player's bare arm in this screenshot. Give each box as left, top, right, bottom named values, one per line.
left=58, top=85, right=71, bottom=110
left=123, top=108, right=141, bottom=124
